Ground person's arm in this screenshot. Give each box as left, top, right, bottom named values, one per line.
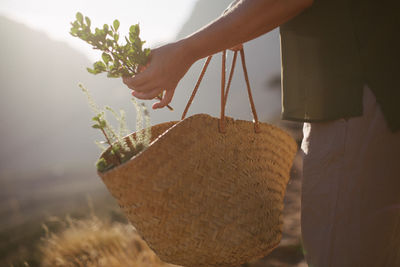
left=123, top=0, right=313, bottom=109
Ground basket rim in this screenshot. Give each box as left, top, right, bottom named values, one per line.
left=97, top=113, right=297, bottom=176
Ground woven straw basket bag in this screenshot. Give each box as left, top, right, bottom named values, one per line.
left=98, top=47, right=298, bottom=267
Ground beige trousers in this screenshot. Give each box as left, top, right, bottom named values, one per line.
left=301, top=86, right=400, bottom=267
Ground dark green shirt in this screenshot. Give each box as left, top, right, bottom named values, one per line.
left=280, top=0, right=400, bottom=132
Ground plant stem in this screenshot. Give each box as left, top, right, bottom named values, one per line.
left=100, top=127, right=122, bottom=165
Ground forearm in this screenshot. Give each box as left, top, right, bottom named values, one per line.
left=123, top=0, right=313, bottom=109
left=180, top=0, right=313, bottom=61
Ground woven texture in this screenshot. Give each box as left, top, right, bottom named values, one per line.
left=99, top=113, right=297, bottom=267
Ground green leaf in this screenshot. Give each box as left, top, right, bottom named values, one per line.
left=93, top=61, right=106, bottom=72
left=134, top=37, right=142, bottom=48
left=92, top=124, right=101, bottom=129
left=76, top=12, right=83, bottom=23
left=114, top=33, right=119, bottom=42
left=85, top=16, right=91, bottom=27
left=71, top=21, right=79, bottom=28
left=96, top=158, right=108, bottom=172
left=112, top=145, right=120, bottom=154
left=113, top=20, right=120, bottom=31
left=129, top=24, right=139, bottom=35
left=92, top=115, right=101, bottom=121
left=113, top=60, right=121, bottom=68
left=70, top=28, right=78, bottom=36
left=103, top=24, right=109, bottom=32
left=106, top=39, right=114, bottom=47
left=129, top=35, right=135, bottom=43
left=102, top=52, right=112, bottom=64
left=87, top=67, right=98, bottom=74
left=107, top=72, right=119, bottom=78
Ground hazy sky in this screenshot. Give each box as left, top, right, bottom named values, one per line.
left=0, top=0, right=197, bottom=59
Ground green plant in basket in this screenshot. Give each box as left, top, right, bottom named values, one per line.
left=70, top=12, right=172, bottom=110
left=79, top=83, right=151, bottom=173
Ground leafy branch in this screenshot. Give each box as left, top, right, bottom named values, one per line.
left=70, top=12, right=173, bottom=110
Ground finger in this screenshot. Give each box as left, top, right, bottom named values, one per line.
left=138, top=52, right=152, bottom=72
left=137, top=63, right=149, bottom=73
left=133, top=80, right=162, bottom=93
left=138, top=65, right=146, bottom=73
left=153, top=88, right=175, bottom=109
left=132, top=88, right=163, bottom=100
left=122, top=76, right=133, bottom=87
left=122, top=75, right=141, bottom=89
left=124, top=69, right=151, bottom=88
left=124, top=76, right=159, bottom=92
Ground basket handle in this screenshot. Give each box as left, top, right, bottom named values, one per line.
left=181, top=46, right=260, bottom=133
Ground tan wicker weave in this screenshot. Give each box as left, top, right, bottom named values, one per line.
left=98, top=48, right=298, bottom=267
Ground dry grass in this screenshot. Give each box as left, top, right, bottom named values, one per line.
left=40, top=216, right=179, bottom=267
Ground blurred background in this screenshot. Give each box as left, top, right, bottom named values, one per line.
left=0, top=0, right=303, bottom=266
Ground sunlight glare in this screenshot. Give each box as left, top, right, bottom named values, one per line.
left=0, top=0, right=197, bottom=59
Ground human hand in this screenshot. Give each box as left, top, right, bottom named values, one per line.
left=122, top=41, right=196, bottom=109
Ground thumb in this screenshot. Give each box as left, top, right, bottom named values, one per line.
left=153, top=88, right=175, bottom=109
